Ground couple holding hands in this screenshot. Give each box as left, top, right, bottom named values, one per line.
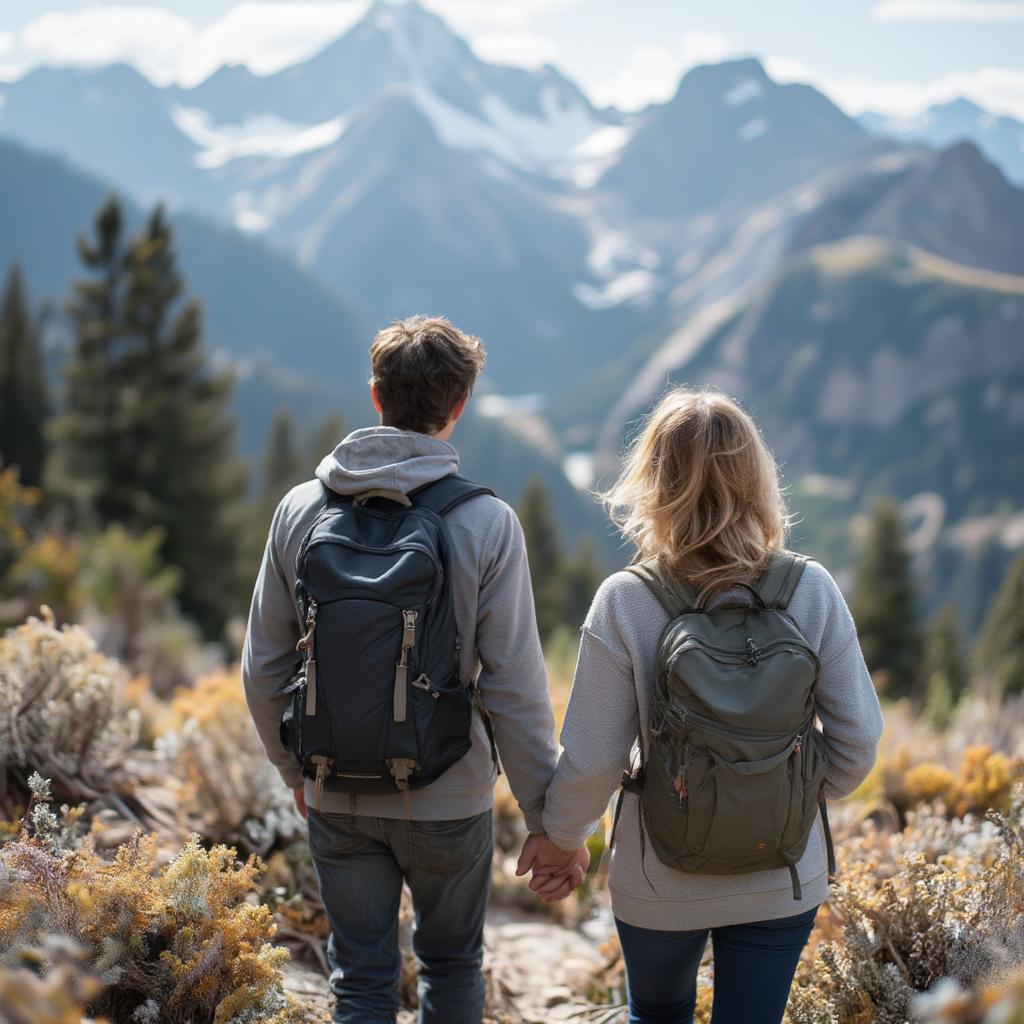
left=243, top=315, right=882, bottom=1024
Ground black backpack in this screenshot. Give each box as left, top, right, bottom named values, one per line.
left=280, top=474, right=496, bottom=810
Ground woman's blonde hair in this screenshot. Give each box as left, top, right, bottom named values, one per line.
left=602, top=387, right=790, bottom=603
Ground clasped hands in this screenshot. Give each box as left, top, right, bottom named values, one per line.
left=515, top=833, right=590, bottom=902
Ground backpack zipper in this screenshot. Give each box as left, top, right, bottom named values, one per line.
left=674, top=744, right=690, bottom=805
left=393, top=610, right=418, bottom=722
left=669, top=704, right=810, bottom=744
left=672, top=636, right=816, bottom=669
left=300, top=538, right=440, bottom=578
left=296, top=599, right=318, bottom=716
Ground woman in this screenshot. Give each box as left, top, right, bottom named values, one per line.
left=529, top=388, right=883, bottom=1024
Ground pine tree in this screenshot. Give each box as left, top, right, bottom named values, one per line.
left=850, top=497, right=922, bottom=700
left=0, top=265, right=48, bottom=486
left=975, top=552, right=1024, bottom=697
left=919, top=604, right=968, bottom=705
left=120, top=205, right=246, bottom=638
left=518, top=477, right=565, bottom=642
left=263, top=407, right=302, bottom=501
left=50, top=197, right=245, bottom=638
left=47, top=194, right=128, bottom=519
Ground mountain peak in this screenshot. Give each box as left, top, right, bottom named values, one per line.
left=355, top=0, right=456, bottom=43
left=933, top=96, right=986, bottom=118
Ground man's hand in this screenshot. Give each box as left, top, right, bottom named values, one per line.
left=516, top=832, right=590, bottom=902
left=293, top=786, right=307, bottom=819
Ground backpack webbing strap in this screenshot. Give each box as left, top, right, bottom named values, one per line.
left=409, top=473, right=495, bottom=517
left=411, top=473, right=500, bottom=771
left=625, top=559, right=699, bottom=618
left=754, top=551, right=812, bottom=610
left=819, top=793, right=838, bottom=881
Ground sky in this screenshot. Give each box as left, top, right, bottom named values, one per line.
left=0, top=0, right=1021, bottom=118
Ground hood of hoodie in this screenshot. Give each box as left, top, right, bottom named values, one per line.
left=315, top=426, right=460, bottom=496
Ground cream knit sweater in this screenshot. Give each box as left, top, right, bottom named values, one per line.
left=541, top=559, right=884, bottom=930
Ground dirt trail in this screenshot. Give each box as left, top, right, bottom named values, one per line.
left=282, top=905, right=611, bottom=1024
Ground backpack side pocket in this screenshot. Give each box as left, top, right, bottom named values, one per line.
left=279, top=672, right=305, bottom=769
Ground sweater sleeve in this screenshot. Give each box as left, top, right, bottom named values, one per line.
left=475, top=504, right=559, bottom=835
left=541, top=581, right=639, bottom=851
left=241, top=499, right=305, bottom=791
left=812, top=570, right=885, bottom=800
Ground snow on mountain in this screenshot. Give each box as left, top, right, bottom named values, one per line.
left=738, top=117, right=769, bottom=141
left=170, top=0, right=623, bottom=193
left=170, top=106, right=348, bottom=171
left=724, top=77, right=764, bottom=107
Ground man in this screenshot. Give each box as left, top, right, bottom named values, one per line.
left=242, top=315, right=587, bottom=1024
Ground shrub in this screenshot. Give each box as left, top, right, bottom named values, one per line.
left=0, top=609, right=140, bottom=805
left=0, top=775, right=299, bottom=1024
left=155, top=669, right=303, bottom=857
left=785, top=793, right=1024, bottom=1023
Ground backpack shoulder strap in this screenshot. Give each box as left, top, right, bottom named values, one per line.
left=625, top=558, right=699, bottom=618
left=753, top=550, right=812, bottom=610
left=409, top=473, right=496, bottom=517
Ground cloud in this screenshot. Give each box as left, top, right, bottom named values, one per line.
left=872, top=0, right=1024, bottom=21
left=766, top=56, right=1024, bottom=120
left=471, top=31, right=559, bottom=69
left=0, top=0, right=585, bottom=87
left=590, top=31, right=732, bottom=110
left=422, top=0, right=584, bottom=33
left=6, top=2, right=365, bottom=86
left=19, top=6, right=195, bottom=83
left=187, top=2, right=366, bottom=80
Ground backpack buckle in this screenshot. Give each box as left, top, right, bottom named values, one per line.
left=386, top=757, right=419, bottom=792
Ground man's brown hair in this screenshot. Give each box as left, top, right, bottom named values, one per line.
left=369, top=316, right=486, bottom=434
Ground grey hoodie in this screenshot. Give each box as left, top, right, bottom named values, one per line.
left=241, top=427, right=558, bottom=831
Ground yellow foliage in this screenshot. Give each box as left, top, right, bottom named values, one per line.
left=953, top=745, right=1022, bottom=817
left=0, top=794, right=300, bottom=1024
left=0, top=465, right=39, bottom=558
left=904, top=762, right=957, bottom=806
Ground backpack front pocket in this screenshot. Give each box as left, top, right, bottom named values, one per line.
left=686, top=740, right=798, bottom=859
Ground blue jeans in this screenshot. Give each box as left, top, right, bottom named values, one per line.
left=306, top=807, right=493, bottom=1024
left=615, top=905, right=819, bottom=1024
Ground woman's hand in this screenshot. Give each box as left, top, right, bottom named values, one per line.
left=515, top=832, right=590, bottom=902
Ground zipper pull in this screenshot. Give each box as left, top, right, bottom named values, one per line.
left=297, top=598, right=317, bottom=652
left=402, top=609, right=418, bottom=650
left=305, top=656, right=317, bottom=716
left=674, top=766, right=688, bottom=805
left=745, top=638, right=758, bottom=665
left=298, top=600, right=318, bottom=716
left=394, top=610, right=418, bottom=722
left=412, top=674, right=439, bottom=699
left=311, top=754, right=333, bottom=812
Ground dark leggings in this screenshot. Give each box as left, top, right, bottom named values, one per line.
left=615, top=905, right=819, bottom=1024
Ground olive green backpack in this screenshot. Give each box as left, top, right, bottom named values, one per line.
left=615, top=550, right=837, bottom=900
